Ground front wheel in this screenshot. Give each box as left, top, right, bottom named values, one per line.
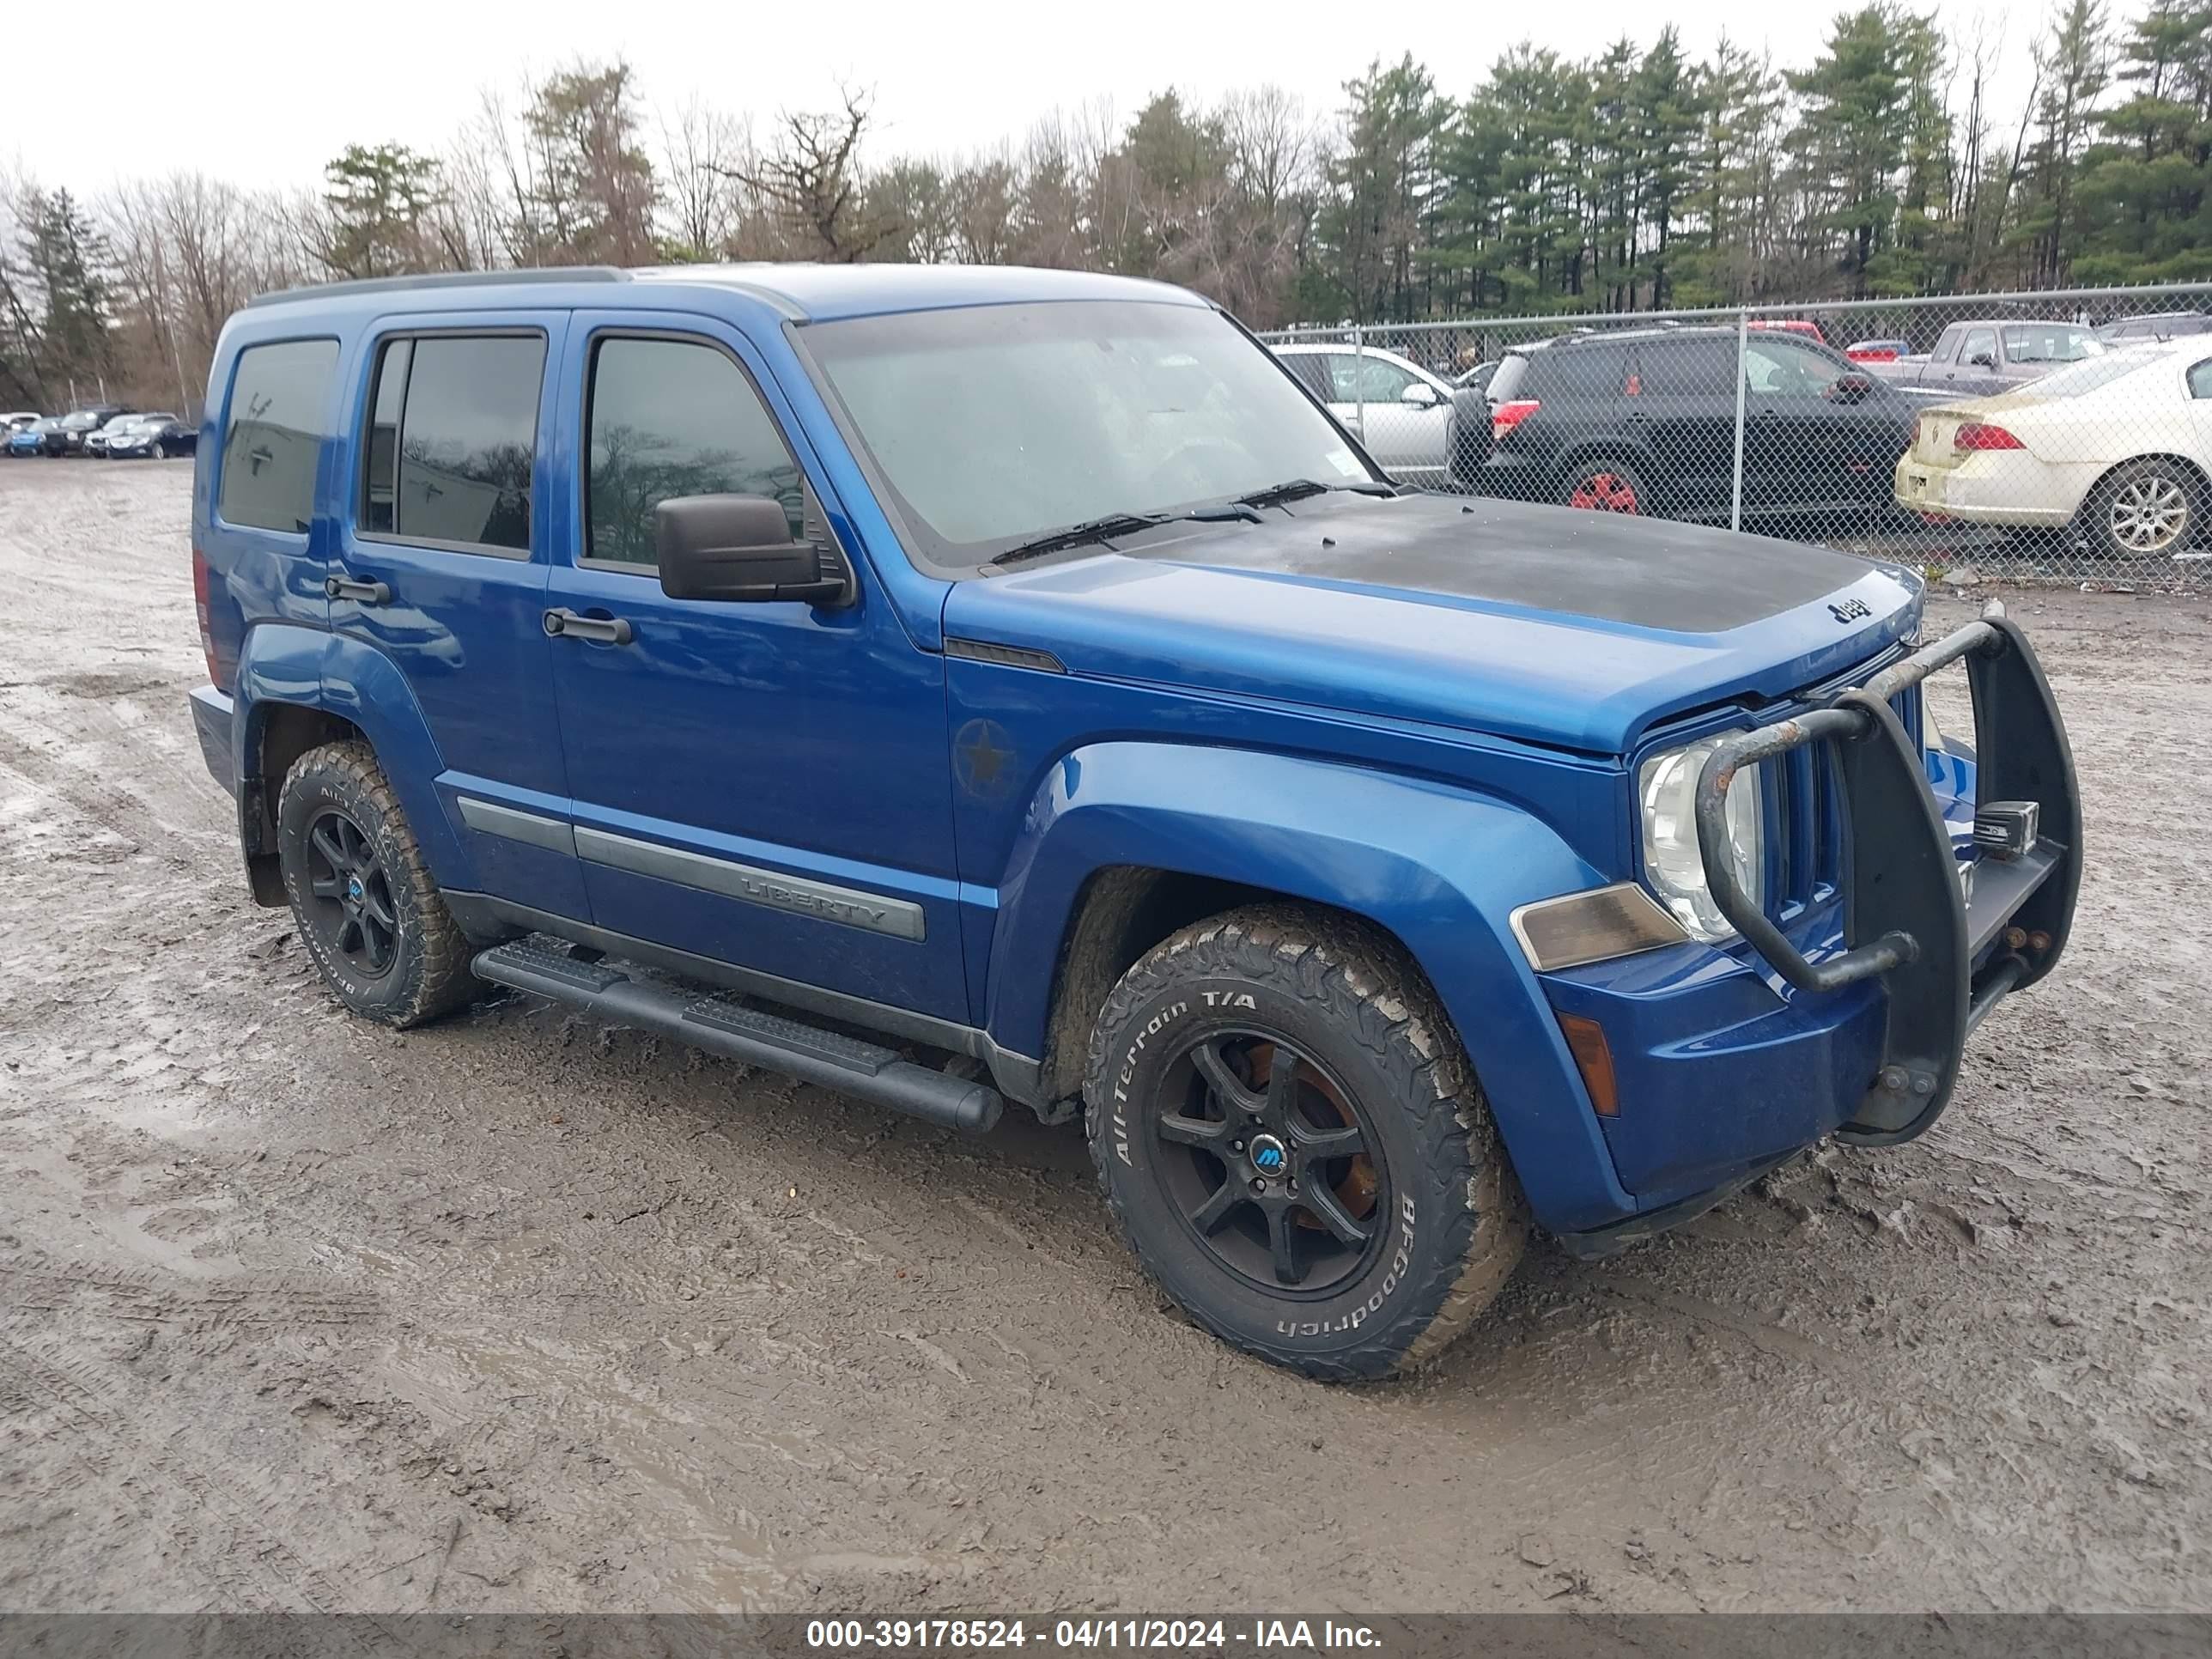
left=276, top=741, right=480, bottom=1027
left=1085, top=907, right=1526, bottom=1381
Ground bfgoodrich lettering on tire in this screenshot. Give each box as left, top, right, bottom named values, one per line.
left=1084, top=906, right=1526, bottom=1380
left=276, top=740, right=479, bottom=1028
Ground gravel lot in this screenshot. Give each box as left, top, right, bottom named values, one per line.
left=0, top=459, right=2206, bottom=1617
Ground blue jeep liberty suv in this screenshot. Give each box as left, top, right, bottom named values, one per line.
left=186, top=264, right=2080, bottom=1379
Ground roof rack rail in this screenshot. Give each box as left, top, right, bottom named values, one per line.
left=246, top=266, right=631, bottom=309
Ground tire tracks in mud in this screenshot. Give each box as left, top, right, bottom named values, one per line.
left=0, top=1332, right=395, bottom=1636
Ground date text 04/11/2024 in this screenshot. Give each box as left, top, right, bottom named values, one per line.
left=805, top=1619, right=1385, bottom=1650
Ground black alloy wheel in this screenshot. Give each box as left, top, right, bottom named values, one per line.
left=301, top=806, right=402, bottom=979
left=1154, top=1031, right=1384, bottom=1295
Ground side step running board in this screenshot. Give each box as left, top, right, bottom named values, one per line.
left=472, top=939, right=1002, bottom=1133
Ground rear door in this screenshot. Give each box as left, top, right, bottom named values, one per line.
left=328, top=314, right=588, bottom=919
left=1631, top=337, right=1737, bottom=517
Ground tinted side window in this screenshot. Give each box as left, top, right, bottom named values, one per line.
left=586, top=337, right=804, bottom=568
left=390, top=335, right=544, bottom=552
left=1636, top=339, right=1735, bottom=398
left=1536, top=343, right=1632, bottom=401
left=1277, top=354, right=1334, bottom=400
left=362, top=339, right=410, bottom=533
left=218, top=339, right=338, bottom=533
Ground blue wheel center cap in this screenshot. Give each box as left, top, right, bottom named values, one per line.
left=346, top=877, right=364, bottom=902
left=1248, top=1134, right=1288, bottom=1176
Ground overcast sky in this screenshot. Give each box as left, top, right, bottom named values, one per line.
left=18, top=0, right=2037, bottom=199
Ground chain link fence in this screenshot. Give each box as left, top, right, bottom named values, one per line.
left=1261, top=283, right=2212, bottom=591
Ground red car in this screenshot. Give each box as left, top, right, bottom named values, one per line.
left=1846, top=338, right=1911, bottom=363
left=1747, top=319, right=1829, bottom=344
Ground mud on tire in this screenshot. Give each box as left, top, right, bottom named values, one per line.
left=276, top=740, right=479, bottom=1028
left=1083, top=906, right=1526, bottom=1381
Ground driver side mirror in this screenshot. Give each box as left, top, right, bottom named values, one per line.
left=656, top=494, right=850, bottom=605
left=1968, top=351, right=1997, bottom=369
left=1400, top=381, right=1440, bottom=408
left=1830, top=373, right=1875, bottom=404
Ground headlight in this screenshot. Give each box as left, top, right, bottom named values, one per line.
left=1638, top=738, right=1764, bottom=943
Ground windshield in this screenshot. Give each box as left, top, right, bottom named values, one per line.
left=803, top=301, right=1376, bottom=565
left=60, top=412, right=102, bottom=429
left=2002, top=324, right=2101, bottom=364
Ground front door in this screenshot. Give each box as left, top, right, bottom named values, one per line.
left=327, top=314, right=588, bottom=919
left=541, top=314, right=968, bottom=1024
left=1318, top=352, right=1451, bottom=485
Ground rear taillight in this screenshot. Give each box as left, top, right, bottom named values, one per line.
left=1954, top=422, right=2025, bottom=453
left=1492, top=398, right=1540, bottom=442
left=191, top=546, right=222, bottom=686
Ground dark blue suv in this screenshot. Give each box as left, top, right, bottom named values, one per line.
left=187, top=265, right=2080, bottom=1379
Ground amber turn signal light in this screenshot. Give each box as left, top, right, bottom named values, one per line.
left=1556, top=1013, right=1620, bottom=1117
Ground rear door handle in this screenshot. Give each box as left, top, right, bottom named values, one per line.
left=543, top=608, right=634, bottom=646
left=325, top=574, right=391, bottom=604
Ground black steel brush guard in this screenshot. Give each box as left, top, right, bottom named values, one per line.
left=1694, top=601, right=2081, bottom=1146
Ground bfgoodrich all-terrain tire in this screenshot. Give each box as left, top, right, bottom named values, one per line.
left=276, top=740, right=479, bottom=1028
left=1084, top=906, right=1527, bottom=1381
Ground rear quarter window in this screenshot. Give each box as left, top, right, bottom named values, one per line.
left=217, top=339, right=339, bottom=533
left=1527, top=343, right=1633, bottom=401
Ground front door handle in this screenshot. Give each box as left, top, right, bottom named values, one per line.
left=325, top=574, right=391, bottom=604
left=543, top=608, right=634, bottom=646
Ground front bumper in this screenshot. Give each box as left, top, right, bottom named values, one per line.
left=1690, top=602, right=2078, bottom=1143
left=1546, top=605, right=2079, bottom=1249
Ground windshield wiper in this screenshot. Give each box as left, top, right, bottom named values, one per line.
left=1235, top=477, right=1398, bottom=509
left=988, top=503, right=1262, bottom=568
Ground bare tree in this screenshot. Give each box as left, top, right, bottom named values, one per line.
left=659, top=98, right=752, bottom=259
left=720, top=88, right=899, bottom=262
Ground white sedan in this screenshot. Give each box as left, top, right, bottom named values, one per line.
left=1271, top=343, right=1455, bottom=487
left=1894, top=337, right=2212, bottom=557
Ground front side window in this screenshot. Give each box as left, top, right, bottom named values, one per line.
left=1326, top=353, right=1419, bottom=404
left=366, top=333, right=544, bottom=552
left=586, top=337, right=804, bottom=568
left=1959, top=328, right=1998, bottom=367
left=1743, top=337, right=1841, bottom=398
left=2187, top=359, right=2212, bottom=399
left=803, top=301, right=1380, bottom=564
left=219, top=338, right=338, bottom=533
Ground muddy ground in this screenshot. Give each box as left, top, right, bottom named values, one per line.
left=0, top=459, right=2204, bottom=1617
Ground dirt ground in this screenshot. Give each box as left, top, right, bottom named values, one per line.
left=0, top=459, right=2205, bottom=1618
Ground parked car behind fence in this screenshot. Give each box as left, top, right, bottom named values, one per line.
left=1261, top=282, right=2212, bottom=586
left=1894, top=338, right=2212, bottom=559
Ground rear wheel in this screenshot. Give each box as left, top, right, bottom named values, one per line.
left=1085, top=907, right=1526, bottom=1381
left=276, top=741, right=479, bottom=1027
left=2084, top=458, right=2200, bottom=558
left=1562, top=457, right=1645, bottom=514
